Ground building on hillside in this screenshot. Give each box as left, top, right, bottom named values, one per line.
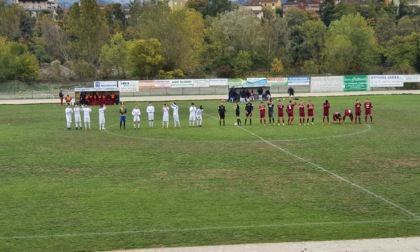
left=242, top=2, right=264, bottom=18
left=391, top=0, right=420, bottom=6
left=282, top=0, right=321, bottom=17
left=242, top=0, right=282, bottom=18
left=167, top=0, right=188, bottom=10
left=14, top=0, right=58, bottom=16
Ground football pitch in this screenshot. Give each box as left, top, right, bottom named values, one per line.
left=0, top=95, right=419, bottom=252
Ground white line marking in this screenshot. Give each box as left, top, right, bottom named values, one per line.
left=239, top=126, right=420, bottom=219
left=0, top=219, right=418, bottom=240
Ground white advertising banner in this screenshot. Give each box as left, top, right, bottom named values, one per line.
left=246, top=78, right=267, bottom=85
left=311, top=76, right=343, bottom=92
left=404, top=75, right=420, bottom=83
left=154, top=80, right=171, bottom=88
left=267, top=77, right=288, bottom=86
left=94, top=81, right=118, bottom=88
left=171, top=79, right=194, bottom=88
left=208, top=78, right=228, bottom=86
left=288, top=76, right=310, bottom=86
left=118, top=80, right=139, bottom=92
left=369, top=75, right=404, bottom=87
left=193, top=79, right=211, bottom=87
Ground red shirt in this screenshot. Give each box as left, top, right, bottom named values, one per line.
left=364, top=101, right=372, bottom=109
left=287, top=103, right=295, bottom=116
left=259, top=104, right=266, bottom=116
left=344, top=109, right=352, bottom=116
left=355, top=101, right=362, bottom=115
left=299, top=104, right=305, bottom=117
left=307, top=103, right=314, bottom=117
left=323, top=103, right=330, bottom=116
left=277, top=104, right=284, bottom=117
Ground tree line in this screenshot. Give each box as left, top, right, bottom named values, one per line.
left=0, top=0, right=419, bottom=82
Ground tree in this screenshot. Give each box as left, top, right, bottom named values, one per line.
left=0, top=37, right=39, bottom=81
left=302, top=20, right=327, bottom=69
left=0, top=4, right=35, bottom=42
left=129, top=3, right=205, bottom=75
left=323, top=13, right=380, bottom=74
left=207, top=8, right=264, bottom=72
left=270, top=57, right=284, bottom=75
left=36, top=14, right=70, bottom=62
left=322, top=35, right=355, bottom=74
left=385, top=33, right=420, bottom=73
left=232, top=50, right=252, bottom=76
left=99, top=32, right=129, bottom=78
left=103, top=3, right=126, bottom=33
left=127, top=39, right=165, bottom=79
left=65, top=0, right=109, bottom=64
left=320, top=0, right=335, bottom=27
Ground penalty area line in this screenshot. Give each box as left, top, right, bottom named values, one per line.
left=0, top=219, right=418, bottom=240
left=239, top=126, right=420, bottom=219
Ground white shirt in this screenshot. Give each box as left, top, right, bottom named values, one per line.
left=171, top=104, right=179, bottom=116
left=74, top=107, right=81, bottom=118
left=65, top=107, right=73, bottom=116
left=146, top=105, right=155, bottom=114
left=132, top=108, right=141, bottom=117
left=163, top=106, right=169, bottom=117
left=196, top=108, right=203, bottom=117
left=189, top=106, right=196, bottom=116
left=99, top=106, right=106, bottom=118
left=82, top=107, right=92, bottom=118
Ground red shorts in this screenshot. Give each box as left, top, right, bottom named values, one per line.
left=356, top=110, right=361, bottom=116
left=307, top=110, right=314, bottom=117
left=260, top=112, right=266, bottom=118
left=365, top=109, right=372, bottom=116
left=288, top=112, right=294, bottom=117
left=323, top=111, right=329, bottom=117
left=299, top=111, right=305, bottom=117
left=278, top=111, right=284, bottom=117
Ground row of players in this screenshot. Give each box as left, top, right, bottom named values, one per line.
left=224, top=98, right=373, bottom=126
left=64, top=98, right=373, bottom=130
left=64, top=102, right=205, bottom=130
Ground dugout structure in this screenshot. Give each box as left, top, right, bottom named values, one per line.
left=228, top=85, right=272, bottom=102
left=74, top=88, right=120, bottom=106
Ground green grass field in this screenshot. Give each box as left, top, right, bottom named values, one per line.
left=0, top=95, right=419, bottom=252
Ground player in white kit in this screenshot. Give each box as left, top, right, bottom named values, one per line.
left=162, top=104, right=169, bottom=128
left=132, top=105, right=141, bottom=129
left=171, top=102, right=180, bottom=128
left=82, top=105, right=92, bottom=130
left=196, top=105, right=204, bottom=127
left=65, top=105, right=73, bottom=130
left=146, top=102, right=155, bottom=128
left=74, top=104, right=82, bottom=130
left=99, top=104, right=107, bottom=130
left=189, top=103, right=197, bottom=127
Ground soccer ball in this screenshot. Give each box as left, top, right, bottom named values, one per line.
left=234, top=123, right=237, bottom=126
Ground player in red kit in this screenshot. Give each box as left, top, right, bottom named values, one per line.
left=333, top=112, right=342, bottom=124
left=343, top=108, right=353, bottom=124
left=355, top=99, right=362, bottom=124
left=298, top=100, right=305, bottom=125
left=259, top=102, right=266, bottom=126
left=306, top=100, right=315, bottom=125
left=364, top=98, right=373, bottom=124
left=323, top=100, right=331, bottom=125
left=277, top=100, right=285, bottom=126
left=286, top=100, right=296, bottom=125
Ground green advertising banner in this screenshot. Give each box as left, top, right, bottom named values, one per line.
left=343, top=75, right=369, bottom=91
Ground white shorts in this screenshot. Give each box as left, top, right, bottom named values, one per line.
left=74, top=115, right=81, bottom=122
left=189, top=115, right=196, bottom=121
left=99, top=116, right=105, bottom=124
left=66, top=115, right=72, bottom=123
left=173, top=114, right=179, bottom=122
left=196, top=115, right=202, bottom=120
left=133, top=116, right=140, bottom=122
left=84, top=117, right=90, bottom=123
left=148, top=113, right=154, bottom=121
left=163, top=115, right=169, bottom=122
